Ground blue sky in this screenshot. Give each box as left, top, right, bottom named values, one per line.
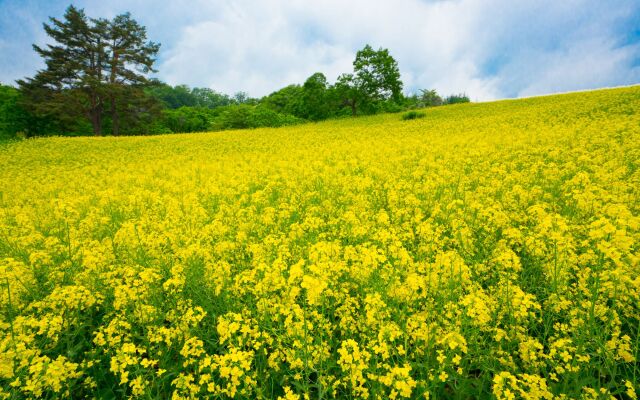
left=1, top=0, right=639, bottom=100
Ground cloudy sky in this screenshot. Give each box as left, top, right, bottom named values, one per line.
left=1, top=0, right=639, bottom=100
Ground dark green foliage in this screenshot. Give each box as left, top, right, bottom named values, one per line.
left=105, top=12, right=160, bottom=136
left=300, top=73, right=333, bottom=121
left=9, top=5, right=471, bottom=137
left=249, top=72, right=345, bottom=122
left=262, top=84, right=304, bottom=116
left=246, top=106, right=301, bottom=128
left=147, top=83, right=198, bottom=108
left=214, top=105, right=302, bottom=130
left=162, top=107, right=217, bottom=133
left=215, top=105, right=253, bottom=130
left=334, top=73, right=364, bottom=116
left=18, top=6, right=105, bottom=135
left=0, top=83, right=65, bottom=138
left=17, top=6, right=160, bottom=136
left=334, top=45, right=404, bottom=116
left=157, top=104, right=303, bottom=133
left=403, top=89, right=471, bottom=111
left=353, top=45, right=403, bottom=102
left=147, top=82, right=239, bottom=109
left=444, top=93, right=471, bottom=105
left=0, top=85, right=26, bottom=140
left=403, top=89, right=443, bottom=109
left=260, top=77, right=342, bottom=121
left=233, top=91, right=258, bottom=105
left=401, top=110, right=426, bottom=120
left=192, top=87, right=235, bottom=108
left=111, top=87, right=165, bottom=135
left=419, top=89, right=443, bottom=107
left=377, top=101, right=405, bottom=114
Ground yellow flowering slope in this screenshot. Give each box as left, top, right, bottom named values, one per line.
left=1, top=86, right=639, bottom=399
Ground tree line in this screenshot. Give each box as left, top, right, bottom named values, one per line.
left=0, top=6, right=469, bottom=139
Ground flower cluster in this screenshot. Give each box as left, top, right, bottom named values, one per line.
left=0, top=86, right=639, bottom=398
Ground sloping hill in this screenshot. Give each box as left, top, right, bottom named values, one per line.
left=1, top=86, right=639, bottom=399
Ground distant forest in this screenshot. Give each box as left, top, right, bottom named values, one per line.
left=0, top=6, right=469, bottom=139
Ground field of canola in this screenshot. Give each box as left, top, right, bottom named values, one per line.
left=1, top=86, right=639, bottom=399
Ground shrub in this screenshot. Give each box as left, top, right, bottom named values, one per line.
left=401, top=110, right=426, bottom=120
left=213, top=105, right=304, bottom=131
left=216, top=105, right=253, bottom=130
left=162, top=107, right=214, bottom=133
left=246, top=106, right=298, bottom=128
left=444, top=93, right=471, bottom=105
left=420, top=89, right=443, bottom=107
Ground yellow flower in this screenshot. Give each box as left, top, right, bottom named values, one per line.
left=277, top=386, right=300, bottom=400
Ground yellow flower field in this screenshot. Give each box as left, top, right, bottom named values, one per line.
left=1, top=86, right=639, bottom=399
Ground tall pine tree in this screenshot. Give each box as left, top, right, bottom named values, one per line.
left=18, top=6, right=159, bottom=136
left=106, top=13, right=159, bottom=136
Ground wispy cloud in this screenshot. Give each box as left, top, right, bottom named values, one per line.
left=1, top=0, right=638, bottom=100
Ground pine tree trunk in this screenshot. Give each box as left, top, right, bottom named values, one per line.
left=111, top=96, right=120, bottom=136
left=90, top=109, right=102, bottom=136
left=110, top=50, right=120, bottom=136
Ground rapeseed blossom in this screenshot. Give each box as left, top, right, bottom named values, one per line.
left=0, top=86, right=639, bottom=398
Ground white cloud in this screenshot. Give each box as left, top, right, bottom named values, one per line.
left=513, top=39, right=640, bottom=97
left=158, top=0, right=356, bottom=95
left=156, top=0, right=640, bottom=100
left=2, top=0, right=639, bottom=99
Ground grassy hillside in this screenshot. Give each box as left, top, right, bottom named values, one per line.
left=1, top=86, right=639, bottom=399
